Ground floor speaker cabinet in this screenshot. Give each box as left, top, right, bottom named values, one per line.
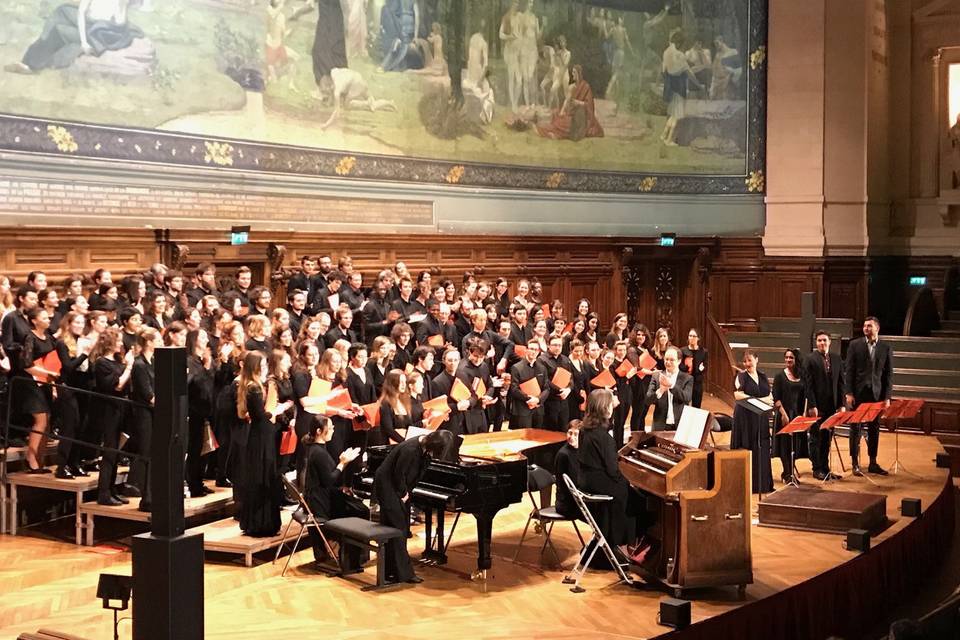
left=132, top=532, right=204, bottom=640
left=901, top=498, right=922, bottom=518
left=936, top=452, right=950, bottom=469
left=845, top=528, right=871, bottom=553
left=658, top=597, right=691, bottom=629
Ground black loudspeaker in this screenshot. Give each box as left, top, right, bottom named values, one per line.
left=936, top=452, right=951, bottom=469
left=845, top=528, right=871, bottom=552
left=133, top=533, right=204, bottom=640
left=901, top=498, right=922, bottom=518
left=658, top=597, right=691, bottom=629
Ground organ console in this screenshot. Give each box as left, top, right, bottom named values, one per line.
left=618, top=429, right=753, bottom=598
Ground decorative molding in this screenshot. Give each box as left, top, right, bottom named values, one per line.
left=267, top=243, right=287, bottom=293
left=655, top=264, right=677, bottom=330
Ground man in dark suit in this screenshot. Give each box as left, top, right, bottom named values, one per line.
left=325, top=307, right=358, bottom=346
left=644, top=346, right=693, bottom=431
left=288, top=256, right=317, bottom=302
left=844, top=316, right=894, bottom=476
left=802, top=331, right=844, bottom=480
left=508, top=339, right=550, bottom=429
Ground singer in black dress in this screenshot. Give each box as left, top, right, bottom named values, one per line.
left=772, top=349, right=808, bottom=484
left=731, top=350, right=774, bottom=493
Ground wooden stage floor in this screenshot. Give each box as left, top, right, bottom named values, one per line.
left=0, top=429, right=952, bottom=640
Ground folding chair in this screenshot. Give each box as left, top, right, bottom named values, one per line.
left=273, top=475, right=340, bottom=577
left=708, top=412, right=733, bottom=449
left=512, top=465, right=585, bottom=568
left=560, top=474, right=633, bottom=593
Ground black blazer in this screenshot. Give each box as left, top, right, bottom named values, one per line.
left=644, top=370, right=693, bottom=429
left=802, top=350, right=844, bottom=414
left=844, top=337, right=893, bottom=403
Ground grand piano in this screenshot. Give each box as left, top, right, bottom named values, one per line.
left=618, top=423, right=753, bottom=598
left=356, top=428, right=566, bottom=579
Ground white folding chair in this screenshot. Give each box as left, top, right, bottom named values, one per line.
left=273, top=474, right=340, bottom=577
left=560, top=474, right=633, bottom=593
left=512, top=465, right=585, bottom=568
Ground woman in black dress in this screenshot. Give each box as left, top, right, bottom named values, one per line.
left=291, top=341, right=322, bottom=462
left=390, top=323, right=414, bottom=373
left=316, top=348, right=358, bottom=460
left=373, top=430, right=454, bottom=584
left=266, top=349, right=297, bottom=475
left=299, top=416, right=365, bottom=567
left=213, top=320, right=245, bottom=488
left=236, top=351, right=293, bottom=537
left=680, top=328, right=708, bottom=408
left=91, top=328, right=135, bottom=505
left=554, top=420, right=582, bottom=519
left=185, top=329, right=215, bottom=497
left=405, top=369, right=426, bottom=425
left=311, top=0, right=347, bottom=93
left=54, top=311, right=93, bottom=479
left=379, top=369, right=412, bottom=444
left=651, top=327, right=671, bottom=371
left=604, top=313, right=630, bottom=349
left=365, top=336, right=392, bottom=398
left=773, top=348, right=808, bottom=485
left=731, top=349, right=774, bottom=494
left=20, top=308, right=57, bottom=472
left=567, top=339, right=589, bottom=421
left=627, top=324, right=655, bottom=432
left=129, top=328, right=161, bottom=512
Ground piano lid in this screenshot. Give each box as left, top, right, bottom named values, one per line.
left=458, top=428, right=566, bottom=462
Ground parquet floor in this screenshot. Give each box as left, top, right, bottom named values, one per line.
left=0, top=412, right=951, bottom=640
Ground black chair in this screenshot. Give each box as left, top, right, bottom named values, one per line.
left=512, top=465, right=585, bottom=568
left=272, top=475, right=339, bottom=577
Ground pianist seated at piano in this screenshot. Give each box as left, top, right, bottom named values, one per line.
left=554, top=420, right=582, bottom=520
left=373, top=430, right=455, bottom=585
left=731, top=349, right=775, bottom=493
left=578, top=389, right=648, bottom=564
left=643, top=346, right=693, bottom=431
left=299, top=416, right=368, bottom=570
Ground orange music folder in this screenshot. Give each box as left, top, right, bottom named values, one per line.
left=551, top=367, right=572, bottom=389
left=615, top=359, right=637, bottom=380
left=591, top=369, right=616, bottom=389
left=683, top=356, right=694, bottom=372
left=638, top=351, right=657, bottom=372
left=542, top=304, right=551, bottom=318
left=473, top=377, right=488, bottom=398
left=41, top=351, right=61, bottom=376
left=308, top=377, right=331, bottom=398
left=777, top=416, right=818, bottom=436
left=360, top=402, right=380, bottom=427
left=423, top=395, right=451, bottom=416
left=519, top=377, right=542, bottom=398
left=514, top=344, right=528, bottom=358
left=325, top=387, right=353, bottom=411
left=279, top=428, right=297, bottom=455
left=450, top=378, right=472, bottom=403
left=265, top=383, right=279, bottom=414
left=404, top=363, right=415, bottom=375
left=427, top=334, right=444, bottom=347
left=563, top=322, right=574, bottom=334
left=424, top=412, right=447, bottom=431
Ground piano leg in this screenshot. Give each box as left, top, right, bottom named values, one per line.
left=421, top=506, right=448, bottom=565
left=473, top=508, right=500, bottom=577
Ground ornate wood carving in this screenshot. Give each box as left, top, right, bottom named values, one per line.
left=621, top=265, right=643, bottom=325
left=656, top=264, right=677, bottom=331
left=267, top=243, right=288, bottom=293
left=170, top=243, right=190, bottom=272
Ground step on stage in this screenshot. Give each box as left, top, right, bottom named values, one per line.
left=0, top=431, right=953, bottom=640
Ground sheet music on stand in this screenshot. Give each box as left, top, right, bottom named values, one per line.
left=747, top=398, right=774, bottom=412
left=673, top=406, right=710, bottom=450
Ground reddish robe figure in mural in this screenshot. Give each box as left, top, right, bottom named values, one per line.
left=537, top=65, right=604, bottom=142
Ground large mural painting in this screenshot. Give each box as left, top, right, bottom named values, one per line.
left=0, top=0, right=766, bottom=193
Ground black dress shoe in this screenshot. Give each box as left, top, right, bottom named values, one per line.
left=98, top=495, right=124, bottom=506
left=138, top=501, right=151, bottom=513
left=852, top=466, right=864, bottom=477
left=215, top=479, right=233, bottom=488
left=54, top=466, right=75, bottom=479
left=813, top=471, right=828, bottom=481
left=118, top=483, right=142, bottom=498
left=868, top=463, right=889, bottom=476
left=83, top=461, right=100, bottom=473
left=111, top=493, right=130, bottom=505
left=405, top=574, right=424, bottom=584
left=69, top=465, right=90, bottom=477
left=190, top=485, right=214, bottom=497
left=826, top=472, right=843, bottom=481
left=27, top=466, right=52, bottom=474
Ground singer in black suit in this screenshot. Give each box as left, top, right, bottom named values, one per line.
left=844, top=317, right=893, bottom=476
left=644, top=347, right=693, bottom=431
left=802, top=331, right=844, bottom=480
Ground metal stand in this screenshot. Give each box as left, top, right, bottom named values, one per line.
left=887, top=419, right=920, bottom=478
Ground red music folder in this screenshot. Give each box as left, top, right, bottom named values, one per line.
left=427, top=334, right=444, bottom=347
left=683, top=356, right=694, bottom=372
left=279, top=428, right=297, bottom=455
left=519, top=377, right=542, bottom=398
left=637, top=351, right=657, bottom=372
left=514, top=344, right=528, bottom=358
left=591, top=369, right=616, bottom=389
left=450, top=378, right=472, bottom=403
left=551, top=367, right=572, bottom=389
left=615, top=359, right=637, bottom=380
left=777, top=416, right=818, bottom=436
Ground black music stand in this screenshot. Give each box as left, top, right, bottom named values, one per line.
left=736, top=397, right=775, bottom=502
left=777, top=416, right=817, bottom=488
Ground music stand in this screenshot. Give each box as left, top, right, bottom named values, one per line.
left=825, top=408, right=880, bottom=486
left=736, top=397, right=775, bottom=502
left=777, top=416, right=818, bottom=487
left=882, top=400, right=925, bottom=477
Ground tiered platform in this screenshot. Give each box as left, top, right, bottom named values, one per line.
left=188, top=509, right=304, bottom=567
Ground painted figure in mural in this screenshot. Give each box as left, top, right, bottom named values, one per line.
left=309, top=0, right=348, bottom=98
left=412, top=22, right=447, bottom=76
left=464, top=68, right=495, bottom=125
left=517, top=0, right=540, bottom=109
left=661, top=29, right=703, bottom=146
left=341, top=0, right=368, bottom=59
left=604, top=16, right=635, bottom=110
left=685, top=38, right=712, bottom=98
left=537, top=65, right=604, bottom=142
left=638, top=7, right=669, bottom=90
left=540, top=35, right=570, bottom=111
left=266, top=0, right=301, bottom=91
left=464, top=19, right=489, bottom=87
left=5, top=0, right=142, bottom=73
left=709, top=35, right=742, bottom=100
left=379, top=0, right=424, bottom=72
left=499, top=0, right=522, bottom=112
left=320, top=68, right=397, bottom=129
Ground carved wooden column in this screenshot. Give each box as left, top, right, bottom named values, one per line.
left=620, top=248, right=643, bottom=325
left=655, top=264, right=677, bottom=331
left=267, top=243, right=288, bottom=295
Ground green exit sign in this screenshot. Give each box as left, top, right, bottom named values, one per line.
left=909, top=276, right=927, bottom=286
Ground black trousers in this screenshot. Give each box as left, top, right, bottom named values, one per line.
left=186, top=412, right=206, bottom=492
left=96, top=402, right=123, bottom=500
left=543, top=398, right=569, bottom=432
left=127, top=411, right=152, bottom=504
left=509, top=407, right=543, bottom=430
left=808, top=421, right=832, bottom=473
left=55, top=390, right=85, bottom=468
left=374, top=487, right=414, bottom=582
left=691, top=377, right=704, bottom=408
left=849, top=421, right=880, bottom=462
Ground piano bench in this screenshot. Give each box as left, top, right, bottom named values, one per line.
left=322, top=517, right=405, bottom=591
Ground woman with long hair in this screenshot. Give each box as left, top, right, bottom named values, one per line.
left=54, top=311, right=93, bottom=479
left=266, top=348, right=297, bottom=475
left=271, top=325, right=297, bottom=360
left=584, top=312, right=600, bottom=344
left=627, top=324, right=655, bottom=432
left=366, top=335, right=392, bottom=396
left=91, top=327, right=135, bottom=505
left=379, top=369, right=412, bottom=444
left=567, top=339, right=589, bottom=421
left=236, top=351, right=292, bottom=537
left=604, top=313, right=629, bottom=349
left=772, top=348, right=807, bottom=485
left=20, top=308, right=57, bottom=472
left=680, top=328, right=708, bottom=408
left=317, top=348, right=357, bottom=458
left=405, top=369, right=426, bottom=426
left=291, top=341, right=321, bottom=449
left=389, top=322, right=414, bottom=372
left=731, top=349, right=774, bottom=493
left=651, top=327, right=671, bottom=370
left=129, top=328, right=161, bottom=511
left=212, top=320, right=245, bottom=489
